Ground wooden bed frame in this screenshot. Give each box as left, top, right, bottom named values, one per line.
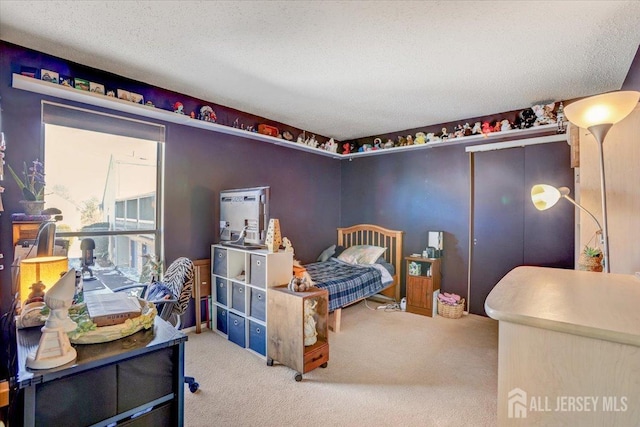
left=330, top=224, right=404, bottom=332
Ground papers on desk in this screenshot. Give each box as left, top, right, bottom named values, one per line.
left=84, top=292, right=142, bottom=327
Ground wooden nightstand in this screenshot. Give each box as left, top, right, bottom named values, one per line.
left=405, top=256, right=441, bottom=317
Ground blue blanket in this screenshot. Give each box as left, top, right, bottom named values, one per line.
left=305, top=259, right=385, bottom=312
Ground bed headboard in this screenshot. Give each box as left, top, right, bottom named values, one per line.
left=337, top=224, right=404, bottom=301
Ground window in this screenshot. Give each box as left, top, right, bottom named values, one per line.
left=43, top=102, right=165, bottom=286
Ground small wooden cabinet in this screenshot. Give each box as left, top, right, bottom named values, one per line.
left=192, top=258, right=211, bottom=333
left=405, top=256, right=441, bottom=317
left=267, top=286, right=329, bottom=381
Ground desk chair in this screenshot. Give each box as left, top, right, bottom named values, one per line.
left=113, top=257, right=199, bottom=393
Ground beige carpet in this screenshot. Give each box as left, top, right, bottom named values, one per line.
left=184, top=301, right=498, bottom=426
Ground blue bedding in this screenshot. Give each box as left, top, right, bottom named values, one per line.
left=305, top=258, right=387, bottom=312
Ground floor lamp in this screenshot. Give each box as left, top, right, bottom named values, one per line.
left=563, top=90, right=640, bottom=273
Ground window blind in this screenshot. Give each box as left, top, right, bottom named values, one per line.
left=42, top=101, right=165, bottom=142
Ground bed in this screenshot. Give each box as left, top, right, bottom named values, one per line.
left=304, top=224, right=403, bottom=332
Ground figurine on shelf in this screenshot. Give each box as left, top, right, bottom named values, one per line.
left=342, top=142, right=351, bottom=154
left=173, top=102, right=185, bottom=114
left=453, top=124, right=464, bottom=138
left=472, top=122, right=482, bottom=135
left=199, top=105, right=217, bottom=122
left=282, top=131, right=294, bottom=141
left=440, top=127, right=449, bottom=141
left=303, top=299, right=318, bottom=346
left=556, top=102, right=566, bottom=133
left=325, top=138, right=338, bottom=153
left=282, top=237, right=294, bottom=254
left=297, top=134, right=305, bottom=144
left=384, top=139, right=395, bottom=149
left=481, top=121, right=493, bottom=135
left=233, top=118, right=240, bottom=128
left=493, top=121, right=501, bottom=132
left=517, top=108, right=536, bottom=129
left=500, top=119, right=512, bottom=131
left=426, top=132, right=439, bottom=143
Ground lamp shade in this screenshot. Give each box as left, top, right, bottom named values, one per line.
left=564, top=91, right=640, bottom=129
left=530, top=184, right=569, bottom=211
left=19, top=256, right=69, bottom=306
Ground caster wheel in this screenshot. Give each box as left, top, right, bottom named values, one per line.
left=320, top=362, right=328, bottom=368
left=267, top=358, right=274, bottom=366
left=189, top=382, right=199, bottom=393
left=294, top=373, right=302, bottom=382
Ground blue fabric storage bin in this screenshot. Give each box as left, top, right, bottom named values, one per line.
left=228, top=312, right=245, bottom=348
left=215, top=277, right=228, bottom=306
left=250, top=288, right=266, bottom=321
left=232, top=283, right=246, bottom=313
left=213, top=247, right=227, bottom=276
left=250, top=254, right=266, bottom=288
left=216, top=307, right=228, bottom=335
left=248, top=321, right=266, bottom=356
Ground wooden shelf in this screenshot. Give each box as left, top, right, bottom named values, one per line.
left=13, top=73, right=565, bottom=160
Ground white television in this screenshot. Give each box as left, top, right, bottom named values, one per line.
left=219, top=186, right=270, bottom=246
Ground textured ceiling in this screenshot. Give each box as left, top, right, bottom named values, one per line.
left=1, top=1, right=639, bottom=140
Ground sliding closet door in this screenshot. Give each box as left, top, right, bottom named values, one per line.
left=470, top=148, right=525, bottom=316
left=470, top=141, right=574, bottom=316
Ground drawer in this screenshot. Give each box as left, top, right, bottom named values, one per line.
left=249, top=288, right=266, bottom=321
left=215, top=277, right=228, bottom=306
left=248, top=321, right=266, bottom=356
left=228, top=312, right=245, bottom=348
left=216, top=307, right=228, bottom=334
left=250, top=254, right=266, bottom=288
left=213, top=247, right=227, bottom=276
left=303, top=343, right=329, bottom=373
left=231, top=283, right=246, bottom=313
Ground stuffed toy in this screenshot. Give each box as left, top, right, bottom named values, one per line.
left=406, top=135, right=414, bottom=145
left=440, top=127, right=450, bottom=141
left=532, top=103, right=557, bottom=126
left=500, top=119, right=512, bottom=131
left=463, top=123, right=473, bottom=136
left=384, top=139, right=395, bottom=149
left=426, top=132, right=439, bottom=143
left=472, top=122, right=482, bottom=135
left=517, top=108, right=536, bottom=128
left=481, top=121, right=493, bottom=134
left=414, top=132, right=426, bottom=145
left=26, top=282, right=47, bottom=304
left=342, top=142, right=351, bottom=154
left=397, top=135, right=408, bottom=146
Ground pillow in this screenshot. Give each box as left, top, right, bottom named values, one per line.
left=333, top=245, right=346, bottom=257
left=375, top=257, right=396, bottom=276
left=337, top=245, right=387, bottom=265
left=317, top=244, right=336, bottom=262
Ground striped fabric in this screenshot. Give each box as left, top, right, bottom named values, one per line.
left=162, top=257, right=195, bottom=317
left=305, top=259, right=385, bottom=312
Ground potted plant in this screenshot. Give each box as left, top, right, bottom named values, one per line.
left=578, top=245, right=603, bottom=272
left=7, top=159, right=46, bottom=214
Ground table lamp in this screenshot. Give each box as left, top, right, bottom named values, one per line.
left=19, top=256, right=69, bottom=308
left=531, top=184, right=605, bottom=269
left=26, top=268, right=78, bottom=369
left=563, top=90, right=640, bottom=273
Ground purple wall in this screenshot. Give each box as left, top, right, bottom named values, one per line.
left=0, top=42, right=341, bottom=321
left=622, top=45, right=640, bottom=91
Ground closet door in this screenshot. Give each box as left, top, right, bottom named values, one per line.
left=470, top=148, right=525, bottom=316
left=470, top=141, right=574, bottom=316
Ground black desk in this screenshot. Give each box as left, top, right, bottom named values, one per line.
left=16, top=314, right=187, bottom=426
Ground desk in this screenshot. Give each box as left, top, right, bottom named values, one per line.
left=485, top=266, right=640, bottom=426
left=16, top=283, right=187, bottom=426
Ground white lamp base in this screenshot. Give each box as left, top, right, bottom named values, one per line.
left=26, top=327, right=77, bottom=370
